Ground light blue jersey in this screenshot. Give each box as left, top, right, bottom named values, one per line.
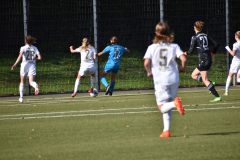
left=103, top=44, right=127, bottom=73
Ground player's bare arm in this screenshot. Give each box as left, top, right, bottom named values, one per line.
left=225, top=46, right=236, bottom=57
left=37, top=53, right=42, bottom=60
left=69, top=46, right=79, bottom=53
left=179, top=54, right=187, bottom=72
left=97, top=51, right=104, bottom=57
left=11, top=52, right=23, bottom=70
left=144, top=58, right=152, bottom=77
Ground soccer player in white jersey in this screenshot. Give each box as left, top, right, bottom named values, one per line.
left=11, top=35, right=42, bottom=103
left=144, top=22, right=186, bottom=138
left=69, top=37, right=97, bottom=97
left=224, top=31, right=240, bottom=95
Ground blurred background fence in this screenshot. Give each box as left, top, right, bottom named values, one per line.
left=0, top=0, right=239, bottom=96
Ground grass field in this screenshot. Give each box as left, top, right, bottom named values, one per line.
left=0, top=87, right=240, bottom=160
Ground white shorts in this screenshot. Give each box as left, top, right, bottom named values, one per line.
left=229, top=61, right=240, bottom=73
left=20, top=62, right=36, bottom=77
left=154, top=83, right=179, bottom=105
left=78, top=66, right=96, bottom=76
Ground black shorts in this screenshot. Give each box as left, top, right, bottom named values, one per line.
left=197, top=60, right=212, bottom=71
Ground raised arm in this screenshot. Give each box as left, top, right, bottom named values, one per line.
left=69, top=46, right=79, bottom=53
left=225, top=46, right=237, bottom=57
left=11, top=52, right=23, bottom=70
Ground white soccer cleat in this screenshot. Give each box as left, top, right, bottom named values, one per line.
left=19, top=97, right=23, bottom=103
left=223, top=92, right=228, bottom=96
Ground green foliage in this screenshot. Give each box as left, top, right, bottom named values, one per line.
left=0, top=53, right=227, bottom=96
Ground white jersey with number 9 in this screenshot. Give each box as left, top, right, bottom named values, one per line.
left=144, top=42, right=183, bottom=85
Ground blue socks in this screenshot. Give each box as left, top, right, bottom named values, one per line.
left=100, top=77, right=116, bottom=93
left=100, top=77, right=108, bottom=88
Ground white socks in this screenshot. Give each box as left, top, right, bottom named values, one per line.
left=19, top=83, right=24, bottom=98
left=30, top=81, right=38, bottom=90
left=225, top=76, right=231, bottom=93
left=74, top=79, right=80, bottom=93
left=90, top=75, right=96, bottom=88
left=163, top=111, right=172, bottom=131
left=160, top=102, right=175, bottom=113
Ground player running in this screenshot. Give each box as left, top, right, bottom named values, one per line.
left=69, top=37, right=97, bottom=97
left=224, top=31, right=240, bottom=95
left=98, top=36, right=129, bottom=95
left=184, top=20, right=221, bottom=102
left=11, top=35, right=42, bottom=103
left=144, top=22, right=186, bottom=138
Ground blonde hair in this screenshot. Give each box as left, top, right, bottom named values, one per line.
left=235, top=31, right=240, bottom=39
left=80, top=37, right=90, bottom=50
left=194, top=21, right=204, bottom=32
left=152, top=22, right=170, bottom=43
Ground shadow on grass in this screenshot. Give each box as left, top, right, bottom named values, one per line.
left=198, top=131, right=240, bottom=136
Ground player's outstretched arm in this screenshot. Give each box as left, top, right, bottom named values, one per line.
left=69, top=46, right=78, bottom=53
left=11, top=52, right=23, bottom=70
left=97, top=51, right=104, bottom=57
left=225, top=46, right=236, bottom=57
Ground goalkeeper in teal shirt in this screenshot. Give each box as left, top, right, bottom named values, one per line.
left=98, top=36, right=129, bottom=95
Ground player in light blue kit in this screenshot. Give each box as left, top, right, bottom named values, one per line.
left=98, top=36, right=129, bottom=95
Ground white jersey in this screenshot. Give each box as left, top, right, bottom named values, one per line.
left=20, top=44, right=40, bottom=64
left=76, top=46, right=96, bottom=68
left=144, top=42, right=183, bottom=85
left=232, top=42, right=240, bottom=63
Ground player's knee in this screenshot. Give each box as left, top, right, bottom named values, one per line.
left=191, top=74, right=197, bottom=80
left=158, top=104, right=163, bottom=112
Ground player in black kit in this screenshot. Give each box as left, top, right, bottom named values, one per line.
left=185, top=21, right=221, bottom=102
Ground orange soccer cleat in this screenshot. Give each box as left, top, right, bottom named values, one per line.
left=174, top=97, right=185, bottom=115
left=160, top=130, right=171, bottom=138
left=35, top=88, right=39, bottom=96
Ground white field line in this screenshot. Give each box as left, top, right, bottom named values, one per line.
left=1, top=101, right=240, bottom=118
left=0, top=106, right=240, bottom=121
left=2, top=87, right=240, bottom=103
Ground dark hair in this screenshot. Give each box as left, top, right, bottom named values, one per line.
left=194, top=21, right=204, bottom=32
left=25, top=35, right=36, bottom=45
left=110, top=36, right=118, bottom=44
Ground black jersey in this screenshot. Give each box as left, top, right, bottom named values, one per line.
left=187, top=32, right=218, bottom=61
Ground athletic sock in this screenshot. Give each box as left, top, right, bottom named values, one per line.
left=19, top=83, right=24, bottom=98
left=100, top=77, right=108, bottom=88
left=208, top=82, right=220, bottom=97
left=90, top=75, right=96, bottom=88
left=160, top=102, right=175, bottom=113
left=109, top=81, right=115, bottom=93
left=197, top=74, right=202, bottom=82
left=30, top=81, right=38, bottom=90
left=74, top=79, right=80, bottom=93
left=163, top=111, right=172, bottom=131
left=225, top=76, right=231, bottom=93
